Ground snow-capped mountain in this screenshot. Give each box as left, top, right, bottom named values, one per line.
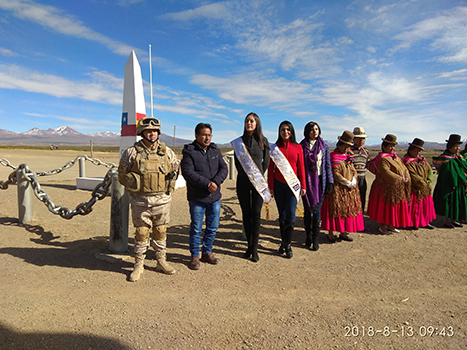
left=0, top=126, right=191, bottom=147
left=87, top=131, right=120, bottom=138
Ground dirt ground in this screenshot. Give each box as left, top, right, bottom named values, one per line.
left=0, top=149, right=466, bottom=350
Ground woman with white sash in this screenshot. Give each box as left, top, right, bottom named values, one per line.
left=268, top=121, right=306, bottom=258
left=232, top=112, right=270, bottom=262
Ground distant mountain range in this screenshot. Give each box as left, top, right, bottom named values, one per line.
left=0, top=126, right=192, bottom=147
left=0, top=126, right=454, bottom=149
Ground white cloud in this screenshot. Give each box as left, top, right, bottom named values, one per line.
left=0, top=47, right=18, bottom=56
left=117, top=0, right=144, bottom=6
left=190, top=73, right=312, bottom=106
left=161, top=1, right=232, bottom=21
left=393, top=6, right=467, bottom=63
left=163, top=1, right=344, bottom=78
left=0, top=64, right=122, bottom=104
left=438, top=68, right=467, bottom=79
left=0, top=0, right=135, bottom=55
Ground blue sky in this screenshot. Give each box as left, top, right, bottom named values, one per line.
left=0, top=0, right=466, bottom=145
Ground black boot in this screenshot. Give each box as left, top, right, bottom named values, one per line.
left=243, top=228, right=252, bottom=259
left=304, top=209, right=312, bottom=248
left=284, top=222, right=293, bottom=259
left=251, top=231, right=260, bottom=262
left=311, top=217, right=320, bottom=251
left=305, top=229, right=312, bottom=249
left=278, top=219, right=286, bottom=254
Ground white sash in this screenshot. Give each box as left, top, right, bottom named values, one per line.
left=231, top=137, right=271, bottom=204
left=270, top=143, right=301, bottom=201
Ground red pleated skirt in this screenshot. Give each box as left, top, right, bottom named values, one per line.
left=409, top=191, right=436, bottom=227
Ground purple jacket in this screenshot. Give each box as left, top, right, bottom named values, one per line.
left=300, top=138, right=333, bottom=208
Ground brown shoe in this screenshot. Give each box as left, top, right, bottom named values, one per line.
left=201, top=253, right=219, bottom=265
left=188, top=256, right=200, bottom=270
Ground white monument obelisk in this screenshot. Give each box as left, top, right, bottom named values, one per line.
left=119, top=50, right=146, bottom=158
left=110, top=50, right=146, bottom=253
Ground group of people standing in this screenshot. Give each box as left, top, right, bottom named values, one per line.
left=118, top=114, right=467, bottom=281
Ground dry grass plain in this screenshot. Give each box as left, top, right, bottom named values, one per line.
left=0, top=149, right=466, bottom=350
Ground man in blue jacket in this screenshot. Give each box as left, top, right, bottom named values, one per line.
left=181, top=123, right=228, bottom=270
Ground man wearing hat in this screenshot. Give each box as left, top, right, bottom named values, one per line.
left=118, top=116, right=180, bottom=281
left=348, top=127, right=369, bottom=212
left=433, top=134, right=467, bottom=228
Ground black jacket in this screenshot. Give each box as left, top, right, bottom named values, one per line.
left=234, top=134, right=270, bottom=177
left=181, top=141, right=228, bottom=203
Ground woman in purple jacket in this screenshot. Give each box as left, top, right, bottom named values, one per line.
left=300, top=121, right=334, bottom=251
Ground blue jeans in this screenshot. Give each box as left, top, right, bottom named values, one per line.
left=189, top=200, right=221, bottom=257
left=274, top=180, right=298, bottom=223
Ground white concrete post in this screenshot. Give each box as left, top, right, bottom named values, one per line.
left=79, top=157, right=86, bottom=178
left=17, top=164, right=33, bottom=224
left=109, top=172, right=129, bottom=253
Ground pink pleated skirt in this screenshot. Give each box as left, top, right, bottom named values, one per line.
left=409, top=191, right=436, bottom=227
left=367, top=195, right=412, bottom=227
left=320, top=203, right=365, bottom=233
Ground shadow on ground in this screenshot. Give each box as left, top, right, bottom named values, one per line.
left=0, top=322, right=130, bottom=350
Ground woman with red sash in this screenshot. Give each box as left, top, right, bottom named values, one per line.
left=321, top=131, right=364, bottom=242
left=402, top=138, right=436, bottom=229
left=268, top=121, right=306, bottom=258
left=367, top=134, right=412, bottom=234
left=432, top=134, right=467, bottom=228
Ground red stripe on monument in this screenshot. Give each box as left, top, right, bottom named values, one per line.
left=121, top=124, right=136, bottom=136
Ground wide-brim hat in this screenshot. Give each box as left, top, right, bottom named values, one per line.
left=446, top=134, right=462, bottom=144
left=382, top=134, right=398, bottom=145
left=353, top=126, right=368, bottom=138
left=338, top=130, right=354, bottom=146
left=409, top=138, right=425, bottom=150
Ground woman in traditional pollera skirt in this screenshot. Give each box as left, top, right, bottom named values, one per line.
left=433, top=134, right=467, bottom=228
left=367, top=134, right=412, bottom=234
left=402, top=138, right=436, bottom=230
left=321, top=131, right=364, bottom=242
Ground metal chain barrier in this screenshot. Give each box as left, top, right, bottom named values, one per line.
left=1, top=156, right=118, bottom=219
left=0, top=158, right=18, bottom=189
left=35, top=155, right=116, bottom=177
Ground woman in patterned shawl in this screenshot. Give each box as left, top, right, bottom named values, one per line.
left=367, top=134, right=412, bottom=234
left=321, top=131, right=364, bottom=242
left=432, top=134, right=467, bottom=228
left=402, top=138, right=436, bottom=229
left=300, top=121, right=334, bottom=250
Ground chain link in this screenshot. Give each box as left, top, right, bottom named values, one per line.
left=1, top=156, right=118, bottom=219
left=0, top=158, right=17, bottom=170
left=18, top=164, right=116, bottom=219
left=35, top=155, right=116, bottom=177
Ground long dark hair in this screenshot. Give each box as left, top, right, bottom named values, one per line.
left=303, top=121, right=321, bottom=141
left=242, top=112, right=269, bottom=150
left=275, top=120, right=298, bottom=146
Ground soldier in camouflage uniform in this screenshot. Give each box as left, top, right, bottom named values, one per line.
left=118, top=117, right=179, bottom=281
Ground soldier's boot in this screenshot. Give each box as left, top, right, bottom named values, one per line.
left=151, top=225, right=175, bottom=275
left=128, top=253, right=145, bottom=282
left=128, top=228, right=150, bottom=282
left=155, top=249, right=176, bottom=275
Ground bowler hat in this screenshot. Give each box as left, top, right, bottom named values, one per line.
left=445, top=134, right=462, bottom=144
left=409, top=138, right=425, bottom=150
left=381, top=134, right=398, bottom=145
left=338, top=130, right=354, bottom=146
left=353, top=127, right=368, bottom=138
